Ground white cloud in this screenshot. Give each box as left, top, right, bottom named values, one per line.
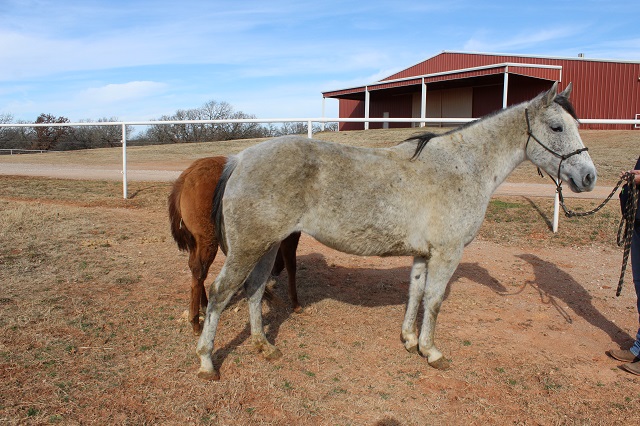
left=78, top=81, right=168, bottom=104
left=463, top=26, right=586, bottom=53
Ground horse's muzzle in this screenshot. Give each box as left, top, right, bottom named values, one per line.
left=568, top=167, right=597, bottom=193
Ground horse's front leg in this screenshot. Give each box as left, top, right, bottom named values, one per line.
left=246, top=246, right=282, bottom=360
left=401, top=257, right=427, bottom=353
left=418, top=246, right=463, bottom=370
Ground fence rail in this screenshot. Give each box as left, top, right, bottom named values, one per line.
left=0, top=148, right=54, bottom=155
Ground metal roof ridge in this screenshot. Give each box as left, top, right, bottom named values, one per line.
left=441, top=50, right=640, bottom=65
left=322, top=60, right=561, bottom=96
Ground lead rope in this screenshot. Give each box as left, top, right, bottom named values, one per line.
left=550, top=172, right=637, bottom=296
left=615, top=173, right=638, bottom=296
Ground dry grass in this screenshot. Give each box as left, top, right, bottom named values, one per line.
left=1, top=128, right=640, bottom=424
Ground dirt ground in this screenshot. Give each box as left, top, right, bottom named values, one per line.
left=1, top=129, right=640, bottom=424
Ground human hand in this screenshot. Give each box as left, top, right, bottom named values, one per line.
left=623, top=169, right=640, bottom=185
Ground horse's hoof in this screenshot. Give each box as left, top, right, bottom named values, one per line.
left=292, top=305, right=303, bottom=314
left=197, top=368, right=220, bottom=381
left=192, top=323, right=203, bottom=336
left=405, top=344, right=419, bottom=354
left=400, top=333, right=419, bottom=354
left=428, top=357, right=450, bottom=370
left=263, top=347, right=282, bottom=361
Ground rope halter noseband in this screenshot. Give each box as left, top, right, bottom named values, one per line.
left=524, top=108, right=589, bottom=182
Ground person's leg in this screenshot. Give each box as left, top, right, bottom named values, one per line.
left=608, top=227, right=640, bottom=364
left=629, top=227, right=640, bottom=357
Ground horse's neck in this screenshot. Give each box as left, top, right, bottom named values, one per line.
left=451, top=105, right=528, bottom=192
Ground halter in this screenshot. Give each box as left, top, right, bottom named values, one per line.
left=524, top=108, right=588, bottom=183
left=524, top=108, right=635, bottom=298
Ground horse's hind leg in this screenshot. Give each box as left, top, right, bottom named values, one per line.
left=198, top=241, right=217, bottom=312
left=246, top=246, right=282, bottom=360
left=196, top=255, right=259, bottom=380
left=401, top=257, right=427, bottom=353
left=187, top=250, right=206, bottom=334
left=187, top=241, right=217, bottom=334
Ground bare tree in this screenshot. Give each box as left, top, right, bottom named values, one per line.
left=0, top=113, right=13, bottom=149
left=33, top=114, right=73, bottom=150
left=276, top=121, right=336, bottom=136
left=63, top=118, right=131, bottom=150
left=144, top=100, right=270, bottom=143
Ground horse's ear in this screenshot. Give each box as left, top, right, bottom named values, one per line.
left=541, top=81, right=559, bottom=107
left=559, top=82, right=573, bottom=99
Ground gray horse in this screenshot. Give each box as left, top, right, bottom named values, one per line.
left=196, top=82, right=596, bottom=380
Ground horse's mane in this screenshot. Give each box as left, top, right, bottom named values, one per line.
left=554, top=94, right=578, bottom=120
left=407, top=93, right=578, bottom=160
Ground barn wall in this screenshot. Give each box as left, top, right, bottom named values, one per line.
left=472, top=84, right=503, bottom=117
left=368, top=93, right=413, bottom=129
left=564, top=60, right=640, bottom=128
left=338, top=99, right=364, bottom=131
left=506, top=75, right=553, bottom=105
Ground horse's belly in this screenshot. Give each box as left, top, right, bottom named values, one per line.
left=300, top=216, right=415, bottom=257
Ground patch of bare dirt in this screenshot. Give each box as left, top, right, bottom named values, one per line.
left=1, top=192, right=640, bottom=424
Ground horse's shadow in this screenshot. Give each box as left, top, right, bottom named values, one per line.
left=514, top=253, right=632, bottom=345
left=212, top=251, right=632, bottom=367
left=213, top=253, right=412, bottom=366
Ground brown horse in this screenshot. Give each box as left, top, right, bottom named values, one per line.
left=168, top=156, right=301, bottom=334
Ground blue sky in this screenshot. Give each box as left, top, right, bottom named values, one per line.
left=0, top=0, right=638, bottom=122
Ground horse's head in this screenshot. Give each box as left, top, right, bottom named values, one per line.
left=525, top=82, right=597, bottom=193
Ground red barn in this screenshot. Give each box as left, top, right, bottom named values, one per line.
left=322, top=51, right=640, bottom=130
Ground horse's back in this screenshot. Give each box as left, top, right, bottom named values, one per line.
left=225, top=136, right=427, bottom=255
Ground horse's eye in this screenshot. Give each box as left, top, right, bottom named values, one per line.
left=551, top=125, right=563, bottom=133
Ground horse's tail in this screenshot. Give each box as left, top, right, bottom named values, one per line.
left=212, top=156, right=238, bottom=254
left=168, top=173, right=196, bottom=252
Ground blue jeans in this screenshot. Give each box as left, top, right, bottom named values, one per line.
left=630, top=226, right=640, bottom=357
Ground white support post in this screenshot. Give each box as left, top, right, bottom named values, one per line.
left=121, top=123, right=128, bottom=199
left=307, top=120, right=313, bottom=139
left=553, top=189, right=560, bottom=233
left=420, top=78, right=427, bottom=127
left=321, top=98, right=326, bottom=131
left=502, top=69, right=509, bottom=109
left=364, top=87, right=370, bottom=130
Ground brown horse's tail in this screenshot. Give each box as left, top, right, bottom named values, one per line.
left=212, top=156, right=238, bottom=254
left=168, top=174, right=196, bottom=252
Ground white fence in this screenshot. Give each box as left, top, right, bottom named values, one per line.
left=0, top=148, right=53, bottom=155
left=1, top=117, right=476, bottom=199
left=1, top=116, right=639, bottom=233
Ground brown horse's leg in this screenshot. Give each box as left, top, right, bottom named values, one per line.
left=280, top=232, right=302, bottom=313
left=188, top=250, right=204, bottom=334
left=271, top=246, right=285, bottom=276
left=188, top=242, right=217, bottom=335
left=198, top=242, right=217, bottom=312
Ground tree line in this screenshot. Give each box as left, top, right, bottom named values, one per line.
left=0, top=101, right=336, bottom=152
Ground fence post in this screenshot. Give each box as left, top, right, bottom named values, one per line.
left=121, top=123, right=128, bottom=199
left=553, top=189, right=560, bottom=233
left=307, top=120, right=313, bottom=139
